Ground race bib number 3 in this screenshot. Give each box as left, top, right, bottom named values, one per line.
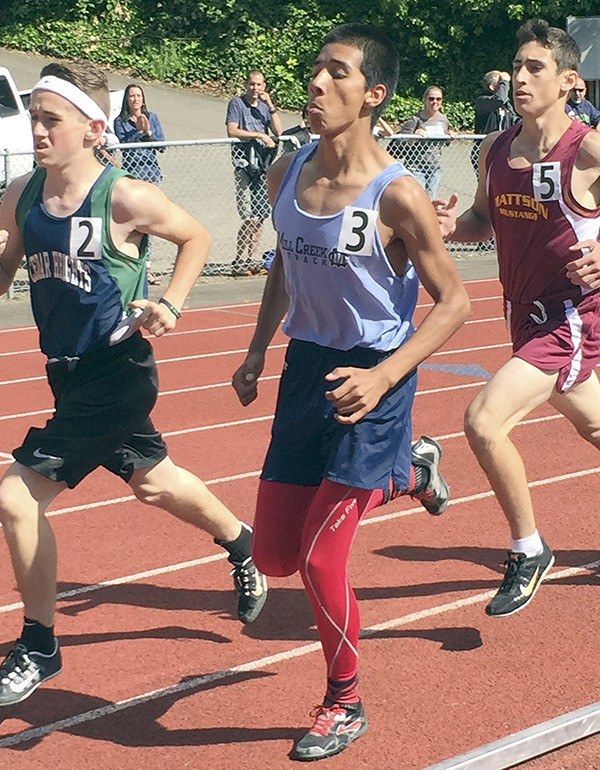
left=337, top=206, right=378, bottom=257
left=69, top=217, right=103, bottom=260
left=532, top=162, right=561, bottom=202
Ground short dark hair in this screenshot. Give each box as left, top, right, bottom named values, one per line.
left=516, top=19, right=580, bottom=73
left=321, top=23, right=399, bottom=124
left=40, top=61, right=110, bottom=120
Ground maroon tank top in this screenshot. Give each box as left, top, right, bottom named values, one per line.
left=486, top=119, right=600, bottom=303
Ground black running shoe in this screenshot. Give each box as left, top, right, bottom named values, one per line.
left=293, top=701, right=368, bottom=761
left=486, top=539, right=555, bottom=617
left=410, top=436, right=450, bottom=515
left=230, top=556, right=268, bottom=624
left=0, top=640, right=62, bottom=706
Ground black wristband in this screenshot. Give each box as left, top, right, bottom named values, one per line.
left=269, top=107, right=277, bottom=114
left=158, top=297, right=182, bottom=319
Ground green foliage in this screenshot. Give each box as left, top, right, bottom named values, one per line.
left=0, top=0, right=595, bottom=130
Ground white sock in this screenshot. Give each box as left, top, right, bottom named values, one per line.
left=511, top=530, right=543, bottom=558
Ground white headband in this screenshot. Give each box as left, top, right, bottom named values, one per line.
left=32, top=75, right=107, bottom=126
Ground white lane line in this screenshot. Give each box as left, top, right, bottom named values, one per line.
left=158, top=344, right=288, bottom=365
left=0, top=555, right=593, bottom=750
left=0, top=310, right=504, bottom=357
left=0, top=371, right=488, bottom=428
left=0, top=399, right=569, bottom=467
left=464, top=316, right=503, bottom=325
left=0, top=348, right=40, bottom=357
left=0, top=333, right=508, bottom=389
left=0, top=463, right=595, bottom=615
left=419, top=294, right=501, bottom=309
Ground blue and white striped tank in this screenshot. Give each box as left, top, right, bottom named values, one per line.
left=272, top=143, right=419, bottom=352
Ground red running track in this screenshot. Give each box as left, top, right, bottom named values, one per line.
left=0, top=277, right=599, bottom=770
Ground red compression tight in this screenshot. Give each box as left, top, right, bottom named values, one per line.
left=253, top=479, right=386, bottom=702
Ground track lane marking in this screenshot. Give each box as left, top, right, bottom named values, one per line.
left=0, top=555, right=594, bottom=750
left=0, top=464, right=596, bottom=614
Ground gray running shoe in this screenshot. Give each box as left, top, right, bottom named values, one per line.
left=410, top=436, right=450, bottom=515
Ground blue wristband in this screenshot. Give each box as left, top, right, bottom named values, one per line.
left=158, top=297, right=182, bottom=319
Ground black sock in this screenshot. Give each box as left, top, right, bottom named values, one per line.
left=325, top=675, right=360, bottom=706
left=215, top=522, right=253, bottom=565
left=19, top=617, right=56, bottom=655
left=411, top=463, right=430, bottom=494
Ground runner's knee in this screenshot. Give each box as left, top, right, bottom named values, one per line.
left=464, top=400, right=502, bottom=448
left=252, top=543, right=299, bottom=577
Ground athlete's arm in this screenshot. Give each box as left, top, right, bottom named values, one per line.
left=226, top=121, right=276, bottom=148
left=325, top=176, right=470, bottom=424
left=232, top=155, right=292, bottom=406
left=434, top=132, right=497, bottom=242
left=0, top=174, right=32, bottom=295
left=566, top=131, right=600, bottom=289
left=111, top=176, right=210, bottom=335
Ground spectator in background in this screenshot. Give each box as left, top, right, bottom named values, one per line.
left=373, top=115, right=395, bottom=140
left=114, top=84, right=165, bottom=183
left=114, top=84, right=166, bottom=286
left=566, top=77, right=600, bottom=130
left=400, top=85, right=451, bottom=198
left=475, top=71, right=518, bottom=134
left=472, top=71, right=518, bottom=178
left=280, top=104, right=312, bottom=152
left=226, top=71, right=282, bottom=275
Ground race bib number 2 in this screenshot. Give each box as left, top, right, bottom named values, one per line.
left=69, top=217, right=103, bottom=260
left=532, top=162, right=561, bottom=202
left=337, top=206, right=378, bottom=257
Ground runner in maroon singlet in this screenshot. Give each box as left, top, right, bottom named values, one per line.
left=435, top=18, right=600, bottom=617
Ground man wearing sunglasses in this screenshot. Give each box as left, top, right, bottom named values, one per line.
left=566, top=77, right=600, bottom=130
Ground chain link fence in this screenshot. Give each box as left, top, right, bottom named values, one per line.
left=1, top=134, right=494, bottom=294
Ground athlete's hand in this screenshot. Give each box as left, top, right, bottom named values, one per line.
left=432, top=193, right=459, bottom=238
left=566, top=240, right=600, bottom=290
left=0, top=229, right=8, bottom=256
left=232, top=352, right=265, bottom=406
left=325, top=366, right=390, bottom=424
left=128, top=298, right=179, bottom=336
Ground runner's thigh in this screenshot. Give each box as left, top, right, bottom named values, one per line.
left=467, top=356, right=559, bottom=435
left=549, top=370, right=600, bottom=437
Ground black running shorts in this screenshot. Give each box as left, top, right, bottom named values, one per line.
left=13, top=333, right=168, bottom=488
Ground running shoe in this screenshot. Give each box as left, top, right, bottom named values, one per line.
left=293, top=701, right=368, bottom=761
left=410, top=435, right=450, bottom=515
left=486, top=538, right=555, bottom=617
left=230, top=556, right=268, bottom=624
left=0, top=640, right=62, bottom=706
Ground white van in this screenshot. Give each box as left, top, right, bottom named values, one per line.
left=0, top=66, right=34, bottom=189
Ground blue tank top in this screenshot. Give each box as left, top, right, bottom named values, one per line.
left=16, top=165, right=147, bottom=358
left=273, top=143, right=419, bottom=351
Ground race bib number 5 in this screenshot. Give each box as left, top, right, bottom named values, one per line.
left=532, top=162, right=561, bottom=202
left=69, top=217, right=103, bottom=260
left=337, top=206, right=378, bottom=257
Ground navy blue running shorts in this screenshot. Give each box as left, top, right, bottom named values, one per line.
left=13, top=333, right=168, bottom=488
left=261, top=338, right=417, bottom=491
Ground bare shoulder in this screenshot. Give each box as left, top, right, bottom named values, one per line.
left=578, top=130, right=600, bottom=166
left=112, top=174, right=167, bottom=213
left=477, top=130, right=502, bottom=160
left=379, top=173, right=431, bottom=218
left=267, top=150, right=297, bottom=201
left=1, top=171, right=35, bottom=208
left=267, top=151, right=295, bottom=187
